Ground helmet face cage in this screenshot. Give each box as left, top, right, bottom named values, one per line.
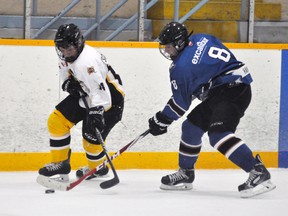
left=159, top=44, right=178, bottom=60
left=54, top=24, right=85, bottom=63
left=158, top=22, right=189, bottom=60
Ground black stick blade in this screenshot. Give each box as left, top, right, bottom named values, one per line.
left=100, top=177, right=120, bottom=189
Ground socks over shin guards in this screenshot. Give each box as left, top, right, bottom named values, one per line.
left=209, top=132, right=256, bottom=172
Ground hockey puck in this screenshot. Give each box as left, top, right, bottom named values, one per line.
left=45, top=189, right=55, bottom=194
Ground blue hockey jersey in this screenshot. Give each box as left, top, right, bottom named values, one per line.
left=162, top=34, right=253, bottom=121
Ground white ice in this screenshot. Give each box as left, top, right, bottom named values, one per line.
left=0, top=169, right=287, bottom=216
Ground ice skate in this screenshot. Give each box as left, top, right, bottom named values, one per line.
left=238, top=154, right=276, bottom=198
left=38, top=149, right=71, bottom=182
left=160, top=168, right=195, bottom=190
left=76, top=165, right=109, bottom=180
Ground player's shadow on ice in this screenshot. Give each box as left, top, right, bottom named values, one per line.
left=156, top=188, right=241, bottom=199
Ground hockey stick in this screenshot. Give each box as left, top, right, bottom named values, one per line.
left=36, top=129, right=150, bottom=191
left=95, top=127, right=119, bottom=189
left=79, top=92, right=120, bottom=189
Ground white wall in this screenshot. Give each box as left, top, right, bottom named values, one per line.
left=0, top=45, right=281, bottom=153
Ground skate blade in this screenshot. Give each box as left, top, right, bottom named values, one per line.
left=36, top=175, right=69, bottom=191
left=240, top=180, right=276, bottom=198
left=160, top=183, right=193, bottom=191
left=51, top=174, right=69, bottom=182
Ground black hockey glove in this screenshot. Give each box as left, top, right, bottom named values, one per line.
left=62, top=77, right=84, bottom=98
left=87, top=106, right=105, bottom=134
left=149, top=111, right=173, bottom=136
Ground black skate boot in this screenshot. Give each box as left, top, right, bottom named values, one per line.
left=160, top=168, right=195, bottom=190
left=38, top=149, right=71, bottom=182
left=76, top=166, right=109, bottom=180
left=238, top=154, right=276, bottom=198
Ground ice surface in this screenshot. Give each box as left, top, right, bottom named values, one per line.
left=0, top=169, right=286, bottom=216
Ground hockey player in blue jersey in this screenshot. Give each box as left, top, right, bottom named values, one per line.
left=148, top=22, right=275, bottom=198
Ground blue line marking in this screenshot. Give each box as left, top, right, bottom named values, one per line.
left=279, top=50, right=288, bottom=168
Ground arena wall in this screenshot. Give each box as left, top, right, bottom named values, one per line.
left=0, top=40, right=287, bottom=170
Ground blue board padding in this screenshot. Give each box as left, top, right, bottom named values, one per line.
left=279, top=50, right=288, bottom=168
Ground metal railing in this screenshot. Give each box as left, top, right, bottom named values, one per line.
left=7, top=0, right=284, bottom=43
left=23, top=0, right=154, bottom=40
left=31, top=0, right=81, bottom=39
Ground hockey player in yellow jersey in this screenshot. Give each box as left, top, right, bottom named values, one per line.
left=38, top=23, right=125, bottom=181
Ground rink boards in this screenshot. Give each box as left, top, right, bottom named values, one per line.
left=0, top=40, right=287, bottom=170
